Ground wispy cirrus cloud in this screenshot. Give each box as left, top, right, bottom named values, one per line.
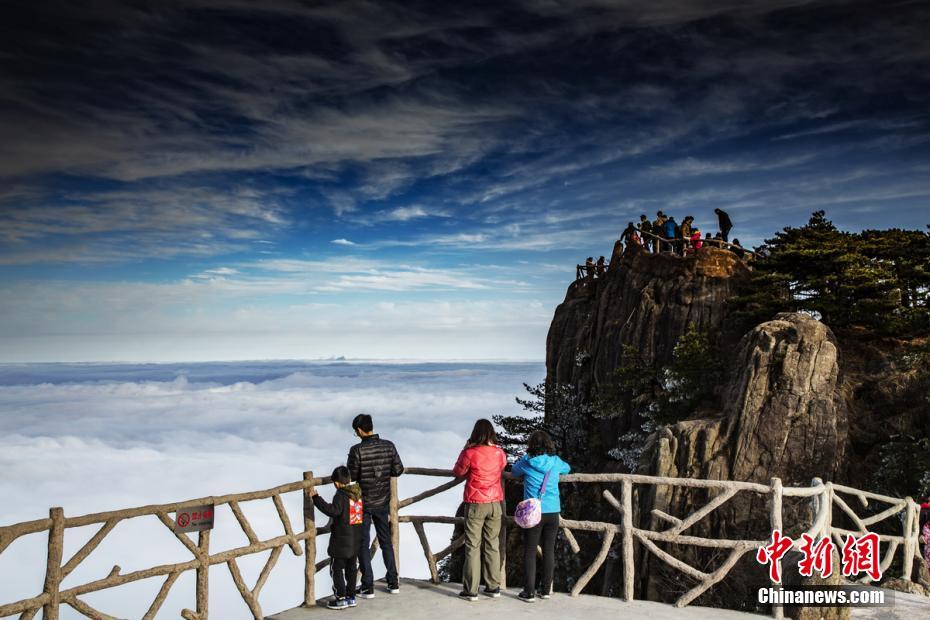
left=1, top=0, right=929, bottom=361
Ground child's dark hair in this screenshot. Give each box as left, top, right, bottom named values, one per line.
left=527, top=430, right=556, bottom=457
left=331, top=465, right=351, bottom=485
left=352, top=413, right=373, bottom=433
left=468, top=418, right=497, bottom=446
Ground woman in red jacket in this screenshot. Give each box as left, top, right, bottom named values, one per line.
left=452, top=419, right=507, bottom=601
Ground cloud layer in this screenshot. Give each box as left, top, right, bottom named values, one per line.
left=0, top=360, right=543, bottom=618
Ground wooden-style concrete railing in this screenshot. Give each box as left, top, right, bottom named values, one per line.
left=0, top=469, right=921, bottom=619
left=0, top=472, right=333, bottom=620
left=400, top=470, right=920, bottom=619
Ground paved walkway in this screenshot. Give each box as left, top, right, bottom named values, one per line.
left=266, top=578, right=764, bottom=619
left=267, top=579, right=927, bottom=619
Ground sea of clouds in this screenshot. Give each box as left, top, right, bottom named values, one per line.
left=0, top=361, right=543, bottom=618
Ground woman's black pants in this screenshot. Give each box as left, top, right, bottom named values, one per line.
left=523, top=512, right=560, bottom=594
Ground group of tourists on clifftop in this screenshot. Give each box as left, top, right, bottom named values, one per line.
left=624, top=208, right=745, bottom=257
left=311, top=415, right=571, bottom=610
left=578, top=207, right=748, bottom=281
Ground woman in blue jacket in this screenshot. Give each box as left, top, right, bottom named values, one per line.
left=510, top=431, right=571, bottom=602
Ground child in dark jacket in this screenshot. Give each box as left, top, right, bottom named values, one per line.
left=311, top=465, right=364, bottom=610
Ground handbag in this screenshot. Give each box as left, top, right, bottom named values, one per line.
left=513, top=466, right=554, bottom=529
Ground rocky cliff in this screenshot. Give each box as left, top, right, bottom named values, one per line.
left=548, top=243, right=750, bottom=394
left=542, top=245, right=852, bottom=605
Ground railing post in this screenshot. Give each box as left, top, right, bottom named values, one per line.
left=902, top=497, right=917, bottom=581
left=390, top=476, right=400, bottom=577
left=196, top=529, right=210, bottom=619
left=42, top=507, right=64, bottom=620
left=769, top=478, right=784, bottom=620
left=621, top=478, right=634, bottom=602
left=303, top=471, right=317, bottom=607
left=809, top=477, right=823, bottom=537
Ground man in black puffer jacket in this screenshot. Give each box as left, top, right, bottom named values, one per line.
left=347, top=413, right=404, bottom=597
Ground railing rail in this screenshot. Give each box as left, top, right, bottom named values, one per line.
left=0, top=468, right=920, bottom=619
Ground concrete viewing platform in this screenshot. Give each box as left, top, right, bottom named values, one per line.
left=266, top=578, right=765, bottom=619
left=267, top=578, right=927, bottom=620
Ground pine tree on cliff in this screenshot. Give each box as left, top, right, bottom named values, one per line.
left=736, top=211, right=930, bottom=337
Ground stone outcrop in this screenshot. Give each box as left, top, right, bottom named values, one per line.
left=648, top=313, right=848, bottom=488
left=637, top=313, right=848, bottom=604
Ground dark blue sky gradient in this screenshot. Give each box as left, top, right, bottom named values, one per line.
left=1, top=0, right=928, bottom=360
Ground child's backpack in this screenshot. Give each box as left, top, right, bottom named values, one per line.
left=349, top=497, right=364, bottom=525
left=513, top=467, right=554, bottom=529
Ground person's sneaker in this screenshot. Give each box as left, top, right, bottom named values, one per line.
left=326, top=597, right=349, bottom=610
left=357, top=588, right=375, bottom=600
left=345, top=596, right=357, bottom=607
left=518, top=591, right=537, bottom=603
left=483, top=587, right=501, bottom=598
left=458, top=590, right=478, bottom=601
left=387, top=582, right=400, bottom=594
left=537, top=590, right=551, bottom=600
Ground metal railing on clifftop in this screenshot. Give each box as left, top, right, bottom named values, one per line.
left=0, top=469, right=921, bottom=619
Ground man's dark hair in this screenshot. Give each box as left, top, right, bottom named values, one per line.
left=352, top=413, right=373, bottom=433
left=468, top=419, right=497, bottom=446
left=527, top=430, right=557, bottom=457
left=332, top=465, right=351, bottom=485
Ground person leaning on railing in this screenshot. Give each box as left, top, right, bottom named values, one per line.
left=510, top=431, right=571, bottom=603
left=309, top=466, right=364, bottom=610
left=680, top=216, right=694, bottom=255
left=452, top=419, right=507, bottom=602
left=663, top=216, right=679, bottom=254
left=653, top=211, right=668, bottom=253
left=638, top=215, right=653, bottom=252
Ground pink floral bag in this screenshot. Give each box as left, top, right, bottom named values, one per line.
left=513, top=467, right=553, bottom=529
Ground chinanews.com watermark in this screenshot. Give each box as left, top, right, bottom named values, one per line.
left=755, top=529, right=893, bottom=608
left=759, top=585, right=893, bottom=607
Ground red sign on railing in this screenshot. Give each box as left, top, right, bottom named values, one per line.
left=174, top=505, right=214, bottom=533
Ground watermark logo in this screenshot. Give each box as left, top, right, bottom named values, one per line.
left=797, top=533, right=834, bottom=578
left=756, top=530, right=882, bottom=583
left=758, top=585, right=892, bottom=607
left=756, top=530, right=793, bottom=583
left=840, top=532, right=881, bottom=581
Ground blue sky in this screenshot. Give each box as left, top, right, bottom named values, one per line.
left=1, top=0, right=929, bottom=361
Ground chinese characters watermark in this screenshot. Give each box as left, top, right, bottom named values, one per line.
left=756, top=530, right=882, bottom=583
